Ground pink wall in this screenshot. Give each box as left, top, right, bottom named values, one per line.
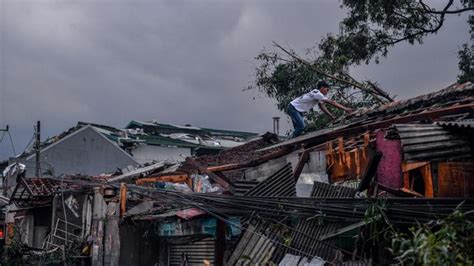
left=376, top=130, right=402, bottom=188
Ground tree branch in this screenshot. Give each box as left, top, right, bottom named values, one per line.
left=385, top=0, right=453, bottom=46
left=416, top=0, right=471, bottom=14
left=272, top=41, right=394, bottom=103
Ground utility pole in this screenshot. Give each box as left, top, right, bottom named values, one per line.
left=35, top=121, right=41, bottom=177
left=272, top=117, right=280, bottom=136
left=0, top=125, right=9, bottom=195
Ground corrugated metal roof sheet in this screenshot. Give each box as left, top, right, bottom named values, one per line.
left=272, top=182, right=357, bottom=263
left=169, top=238, right=215, bottom=265
left=232, top=180, right=260, bottom=195
left=393, top=124, right=473, bottom=162
left=227, top=218, right=287, bottom=265
left=260, top=82, right=474, bottom=152
left=126, top=120, right=258, bottom=139
left=437, top=119, right=474, bottom=129
left=244, top=163, right=296, bottom=197
left=340, top=82, right=474, bottom=126
left=310, top=182, right=357, bottom=198
left=226, top=164, right=296, bottom=265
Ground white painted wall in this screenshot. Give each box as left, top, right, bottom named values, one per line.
left=25, top=126, right=138, bottom=176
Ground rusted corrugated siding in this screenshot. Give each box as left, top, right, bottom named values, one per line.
left=326, top=135, right=372, bottom=183
left=438, top=162, right=474, bottom=198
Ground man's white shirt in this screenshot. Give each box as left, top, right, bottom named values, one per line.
left=290, top=89, right=328, bottom=113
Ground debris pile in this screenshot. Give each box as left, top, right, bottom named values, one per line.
left=1, top=82, right=473, bottom=265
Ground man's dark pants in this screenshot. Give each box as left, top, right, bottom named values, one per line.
left=286, top=103, right=305, bottom=138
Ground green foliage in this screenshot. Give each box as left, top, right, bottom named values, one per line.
left=2, top=238, right=87, bottom=265
left=389, top=210, right=474, bottom=265
left=251, top=48, right=380, bottom=133
left=250, top=1, right=472, bottom=135
left=320, top=0, right=472, bottom=66
left=360, top=201, right=474, bottom=265
left=458, top=43, right=474, bottom=83
left=457, top=15, right=473, bottom=83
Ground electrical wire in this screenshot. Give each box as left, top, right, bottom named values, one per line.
left=6, top=130, right=16, bottom=156
left=130, top=185, right=367, bottom=262
left=21, top=133, right=36, bottom=154
left=61, top=175, right=69, bottom=246
left=0, top=131, right=6, bottom=144
left=129, top=185, right=334, bottom=265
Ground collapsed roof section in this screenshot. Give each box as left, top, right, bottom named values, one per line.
left=339, top=82, right=474, bottom=126
left=19, top=120, right=259, bottom=160
left=125, top=120, right=257, bottom=141
left=181, top=132, right=280, bottom=169
left=262, top=82, right=474, bottom=151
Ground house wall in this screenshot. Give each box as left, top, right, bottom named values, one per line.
left=437, top=162, right=474, bottom=197
left=131, top=144, right=191, bottom=164
left=25, top=127, right=137, bottom=176
left=376, top=131, right=402, bottom=188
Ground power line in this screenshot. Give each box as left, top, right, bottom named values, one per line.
left=0, top=125, right=16, bottom=157
left=6, top=130, right=16, bottom=156
left=130, top=185, right=331, bottom=265
left=22, top=133, right=36, bottom=153
left=0, top=131, right=5, bottom=144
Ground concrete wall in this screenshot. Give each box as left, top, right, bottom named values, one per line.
left=131, top=144, right=191, bottom=164
left=25, top=126, right=138, bottom=177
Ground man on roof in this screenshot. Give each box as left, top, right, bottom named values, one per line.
left=286, top=81, right=352, bottom=138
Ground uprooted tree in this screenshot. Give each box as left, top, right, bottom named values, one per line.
left=250, top=0, right=473, bottom=133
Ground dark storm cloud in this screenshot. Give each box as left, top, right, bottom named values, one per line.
left=0, top=0, right=470, bottom=159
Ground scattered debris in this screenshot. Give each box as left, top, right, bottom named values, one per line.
left=1, top=82, right=473, bottom=265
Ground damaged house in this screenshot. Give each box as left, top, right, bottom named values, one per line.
left=4, top=121, right=257, bottom=177
left=1, top=82, right=473, bottom=265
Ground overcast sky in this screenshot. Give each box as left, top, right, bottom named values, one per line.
left=0, top=0, right=471, bottom=160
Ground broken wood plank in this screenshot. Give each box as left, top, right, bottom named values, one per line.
left=293, top=150, right=310, bottom=181
left=135, top=174, right=189, bottom=185
left=119, top=183, right=127, bottom=217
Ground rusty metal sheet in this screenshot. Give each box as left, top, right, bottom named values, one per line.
left=326, top=136, right=371, bottom=183
left=438, top=162, right=474, bottom=198
left=402, top=162, right=434, bottom=197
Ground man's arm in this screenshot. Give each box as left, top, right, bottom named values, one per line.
left=322, top=99, right=353, bottom=113
left=318, top=102, right=336, bottom=120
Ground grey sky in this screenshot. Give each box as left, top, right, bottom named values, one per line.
left=0, top=0, right=471, bottom=160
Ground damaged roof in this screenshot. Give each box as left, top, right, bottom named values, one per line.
left=261, top=82, right=474, bottom=151
left=126, top=120, right=258, bottom=140
left=388, top=123, right=473, bottom=162
left=18, top=120, right=260, bottom=164
left=180, top=132, right=281, bottom=169
left=339, top=82, right=474, bottom=126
